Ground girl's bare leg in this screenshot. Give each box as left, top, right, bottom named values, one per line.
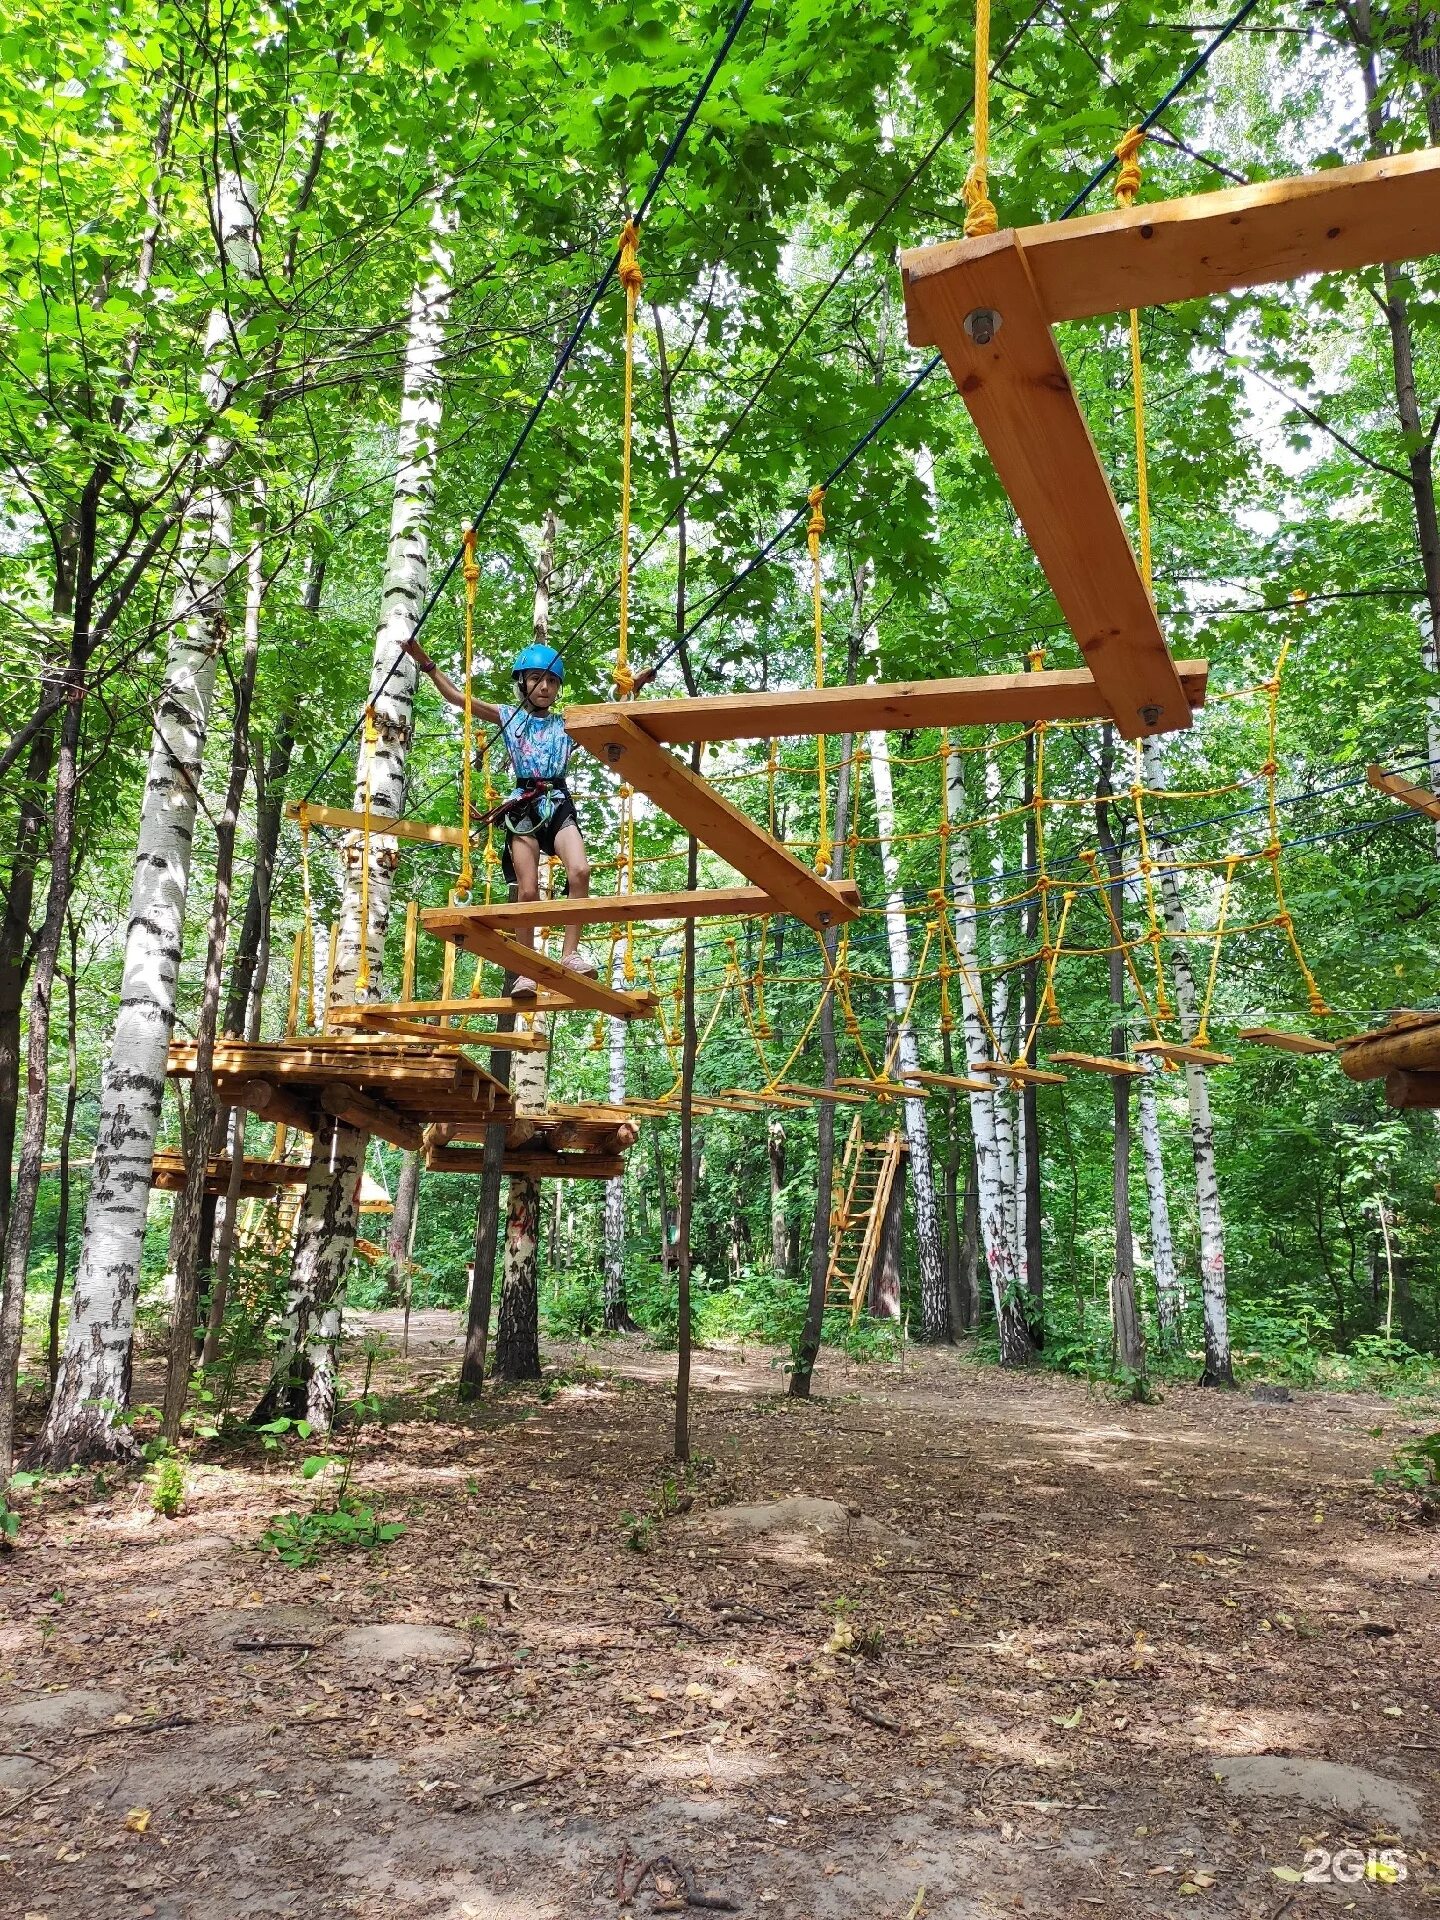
left=508, top=834, right=541, bottom=972
left=551, top=820, right=590, bottom=962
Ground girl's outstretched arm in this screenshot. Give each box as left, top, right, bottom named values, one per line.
left=403, top=639, right=501, bottom=722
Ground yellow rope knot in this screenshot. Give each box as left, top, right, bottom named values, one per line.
left=1027, top=646, right=1046, bottom=671
left=1114, top=126, right=1144, bottom=208
left=806, top=485, right=826, bottom=550
left=963, top=164, right=998, bottom=238
left=618, top=218, right=644, bottom=296
left=612, top=660, right=637, bottom=699
left=461, top=520, right=480, bottom=590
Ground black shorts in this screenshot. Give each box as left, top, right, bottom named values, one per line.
left=500, top=789, right=579, bottom=887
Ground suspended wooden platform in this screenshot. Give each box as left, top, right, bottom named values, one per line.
left=565, top=665, right=1209, bottom=747
left=425, top=1106, right=640, bottom=1154
left=1047, top=1050, right=1144, bottom=1078
left=1338, top=1011, right=1440, bottom=1081
left=426, top=1143, right=627, bottom=1180
left=1133, top=1039, right=1233, bottom=1069
left=150, top=1150, right=309, bottom=1200
left=439, top=882, right=860, bottom=930
left=969, top=1059, right=1068, bottom=1085
left=1238, top=1027, right=1337, bottom=1056
left=1366, top=763, right=1440, bottom=822
left=286, top=801, right=465, bottom=847
left=899, top=148, right=1440, bottom=737
left=562, top=709, right=860, bottom=932
left=418, top=912, right=658, bottom=1018
left=777, top=1081, right=869, bottom=1105
left=837, top=1076, right=932, bottom=1099
left=902, top=1066, right=997, bottom=1093
left=328, top=1005, right=549, bottom=1048
left=167, top=1038, right=510, bottom=1152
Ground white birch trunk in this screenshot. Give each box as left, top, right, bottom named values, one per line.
left=945, top=756, right=1032, bottom=1362
left=1143, top=742, right=1233, bottom=1384
left=982, top=751, right=1023, bottom=1277
left=1136, top=1055, right=1183, bottom=1345
left=266, top=197, right=456, bottom=1430
left=866, top=731, right=946, bottom=1338
left=42, top=163, right=259, bottom=1463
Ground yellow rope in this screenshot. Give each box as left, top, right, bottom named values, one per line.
left=298, top=804, right=315, bottom=1031
left=356, top=706, right=378, bottom=996
left=1114, top=128, right=1153, bottom=594
left=1079, top=845, right=1165, bottom=1043
left=1193, top=855, right=1237, bottom=1048
left=1129, top=744, right=1173, bottom=1019
left=963, top=0, right=998, bottom=236
left=1264, top=627, right=1332, bottom=1017
left=808, top=485, right=833, bottom=874
left=456, top=522, right=479, bottom=901
left=614, top=218, right=643, bottom=701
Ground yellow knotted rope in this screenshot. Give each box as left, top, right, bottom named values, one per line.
left=1114, top=127, right=1154, bottom=594
left=964, top=0, right=998, bottom=236
left=297, top=803, right=315, bottom=1031
left=614, top=218, right=643, bottom=701
left=807, top=485, right=833, bottom=875
left=356, top=706, right=378, bottom=995
left=455, top=522, right=479, bottom=902
left=1193, top=855, right=1237, bottom=1048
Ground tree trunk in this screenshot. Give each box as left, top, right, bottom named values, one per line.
left=866, top=730, right=946, bottom=1338
left=767, top=1119, right=788, bottom=1275
left=387, top=1153, right=422, bottom=1275
left=1137, top=1055, right=1183, bottom=1346
left=945, top=756, right=1033, bottom=1363
left=266, top=198, right=455, bottom=1430
left=491, top=519, right=559, bottom=1384
left=675, top=830, right=698, bottom=1464
left=40, top=162, right=261, bottom=1467
left=959, top=1148, right=982, bottom=1331
left=868, top=1156, right=906, bottom=1321
left=1096, top=734, right=1145, bottom=1381
left=0, top=717, right=61, bottom=1257
left=458, top=1000, right=515, bottom=1397
left=1144, top=741, right=1232, bottom=1385
left=602, top=957, right=636, bottom=1330
left=162, top=489, right=266, bottom=1442
left=1021, top=728, right=1044, bottom=1336
left=47, top=924, right=81, bottom=1388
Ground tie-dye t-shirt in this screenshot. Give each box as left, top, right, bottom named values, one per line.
left=497, top=704, right=572, bottom=823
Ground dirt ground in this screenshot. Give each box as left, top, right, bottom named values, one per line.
left=0, top=1318, right=1436, bottom=1919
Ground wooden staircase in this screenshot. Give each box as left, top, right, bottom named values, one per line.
left=825, top=1118, right=906, bottom=1324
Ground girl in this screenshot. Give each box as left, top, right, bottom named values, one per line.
left=403, top=637, right=649, bottom=997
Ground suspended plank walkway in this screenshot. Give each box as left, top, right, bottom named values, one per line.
left=900, top=148, right=1440, bottom=737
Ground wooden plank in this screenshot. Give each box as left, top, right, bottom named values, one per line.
left=837, top=1076, right=932, bottom=1099
left=777, top=1082, right=870, bottom=1105
left=968, top=1059, right=1069, bottom=1085
left=1384, top=1069, right=1440, bottom=1109
left=419, top=909, right=657, bottom=1019
left=1367, top=762, right=1440, bottom=822
left=330, top=1009, right=550, bottom=1051
left=287, top=801, right=463, bottom=847
left=571, top=711, right=863, bottom=930
left=1237, top=1027, right=1337, bottom=1056
left=150, top=1151, right=310, bottom=1196
left=1133, top=1040, right=1233, bottom=1069
left=566, top=667, right=1209, bottom=748
left=1047, top=1050, right=1145, bottom=1078
left=718, top=1087, right=812, bottom=1111
left=333, top=993, right=573, bottom=1017
left=901, top=1067, right=1000, bottom=1092
left=902, top=149, right=1440, bottom=331
left=319, top=1082, right=424, bottom=1151
left=899, top=233, right=1188, bottom=739
left=426, top=1144, right=626, bottom=1180
left=432, top=883, right=860, bottom=930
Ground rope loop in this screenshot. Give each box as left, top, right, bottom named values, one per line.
left=963, top=164, right=999, bottom=238
left=1114, top=125, right=1144, bottom=207
left=618, top=218, right=644, bottom=296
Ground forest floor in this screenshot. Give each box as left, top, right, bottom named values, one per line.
left=0, top=1320, right=1436, bottom=1920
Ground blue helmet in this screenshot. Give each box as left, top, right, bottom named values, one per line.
left=512, top=643, right=563, bottom=683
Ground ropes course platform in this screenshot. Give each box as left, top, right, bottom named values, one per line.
left=285, top=801, right=465, bottom=847
left=418, top=911, right=659, bottom=1018
left=1366, top=763, right=1440, bottom=823
left=900, top=148, right=1440, bottom=737
left=1238, top=1028, right=1337, bottom=1056
left=150, top=1151, right=309, bottom=1200
left=428, top=881, right=861, bottom=932
left=167, top=1038, right=512, bottom=1153
left=1047, top=1050, right=1144, bottom=1078
left=329, top=1005, right=551, bottom=1048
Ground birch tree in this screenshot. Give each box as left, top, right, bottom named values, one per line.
left=867, top=729, right=946, bottom=1339
left=1144, top=744, right=1232, bottom=1386
left=39, top=157, right=260, bottom=1466
left=1136, top=1057, right=1183, bottom=1346
left=255, top=195, right=456, bottom=1430
left=945, top=756, right=1033, bottom=1364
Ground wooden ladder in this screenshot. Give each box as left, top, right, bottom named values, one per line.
left=824, top=1120, right=905, bottom=1325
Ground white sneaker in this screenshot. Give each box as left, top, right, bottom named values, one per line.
left=562, top=952, right=598, bottom=979
left=511, top=975, right=537, bottom=999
